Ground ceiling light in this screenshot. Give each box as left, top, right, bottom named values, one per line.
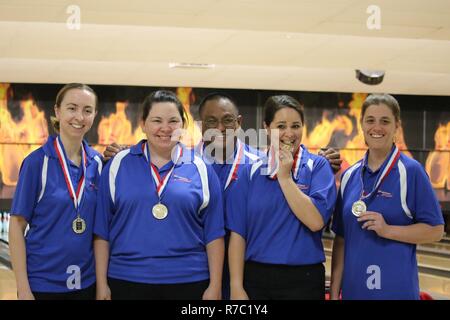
left=355, top=69, right=385, bottom=85
left=169, top=63, right=215, bottom=69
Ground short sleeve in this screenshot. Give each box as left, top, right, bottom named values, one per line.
left=308, top=157, right=337, bottom=225
left=11, top=153, right=42, bottom=221
left=408, top=163, right=444, bottom=226
left=225, top=164, right=251, bottom=239
left=93, top=161, right=115, bottom=241
left=202, top=165, right=225, bottom=244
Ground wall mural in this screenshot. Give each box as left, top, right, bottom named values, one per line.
left=0, top=83, right=449, bottom=201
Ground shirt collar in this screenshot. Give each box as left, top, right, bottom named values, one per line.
left=43, top=135, right=98, bottom=160
left=133, top=139, right=188, bottom=165
left=362, top=144, right=397, bottom=174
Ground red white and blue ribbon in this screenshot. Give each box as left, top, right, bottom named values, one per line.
left=54, top=136, right=87, bottom=210
left=224, top=139, right=244, bottom=190
left=360, top=145, right=400, bottom=200
left=267, top=145, right=279, bottom=179
left=144, top=142, right=183, bottom=198
left=195, top=139, right=244, bottom=190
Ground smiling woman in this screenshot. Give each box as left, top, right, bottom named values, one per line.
left=330, top=93, right=445, bottom=300
left=93, top=90, right=226, bottom=300
left=51, top=83, right=98, bottom=137
left=226, top=95, right=337, bottom=300
left=8, top=83, right=103, bottom=300
left=139, top=91, right=187, bottom=168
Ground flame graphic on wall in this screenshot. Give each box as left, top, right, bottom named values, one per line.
left=0, top=83, right=49, bottom=186
left=176, top=87, right=203, bottom=147
left=96, top=101, right=142, bottom=154
left=303, top=93, right=413, bottom=172
left=426, top=122, right=450, bottom=189
left=95, top=87, right=202, bottom=154
left=0, top=84, right=448, bottom=193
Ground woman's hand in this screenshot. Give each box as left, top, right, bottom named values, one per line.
left=202, top=284, right=221, bottom=300
left=230, top=286, right=250, bottom=300
left=358, top=211, right=390, bottom=238
left=17, top=288, right=35, bottom=300
left=96, top=283, right=112, bottom=300
left=277, top=148, right=294, bottom=180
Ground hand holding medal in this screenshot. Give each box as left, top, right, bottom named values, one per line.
left=267, top=143, right=302, bottom=180
left=353, top=146, right=400, bottom=219
left=277, top=147, right=294, bottom=179
left=357, top=211, right=389, bottom=238
left=351, top=200, right=367, bottom=217
left=281, top=141, right=294, bottom=153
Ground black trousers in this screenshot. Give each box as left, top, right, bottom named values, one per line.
left=108, top=277, right=209, bottom=300
left=32, top=283, right=96, bottom=300
left=244, top=261, right=325, bottom=300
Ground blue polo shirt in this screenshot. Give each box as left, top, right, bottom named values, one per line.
left=332, top=147, right=444, bottom=300
left=11, top=135, right=102, bottom=292
left=94, top=140, right=224, bottom=284
left=226, top=145, right=336, bottom=265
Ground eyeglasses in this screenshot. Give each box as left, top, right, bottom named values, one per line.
left=203, top=117, right=237, bottom=129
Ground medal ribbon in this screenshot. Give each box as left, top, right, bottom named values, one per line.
left=267, top=145, right=279, bottom=179
left=292, top=146, right=302, bottom=180
left=224, top=139, right=244, bottom=190
left=144, top=142, right=183, bottom=199
left=54, top=136, right=87, bottom=210
left=268, top=145, right=302, bottom=180
left=360, top=145, right=400, bottom=201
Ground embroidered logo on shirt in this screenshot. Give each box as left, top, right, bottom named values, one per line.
left=87, top=181, right=97, bottom=191
left=173, top=174, right=192, bottom=183
left=296, top=183, right=309, bottom=190
left=377, top=190, right=392, bottom=198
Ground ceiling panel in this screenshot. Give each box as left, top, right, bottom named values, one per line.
left=0, top=0, right=449, bottom=95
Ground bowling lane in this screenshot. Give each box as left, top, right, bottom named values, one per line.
left=0, top=242, right=16, bottom=300
left=0, top=264, right=16, bottom=300
left=323, top=238, right=450, bottom=299
left=1, top=239, right=449, bottom=300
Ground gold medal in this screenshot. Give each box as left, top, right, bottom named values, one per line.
left=351, top=200, right=367, bottom=217
left=281, top=142, right=293, bottom=152
left=145, top=143, right=181, bottom=221
left=72, top=217, right=86, bottom=234
left=152, top=203, right=168, bottom=220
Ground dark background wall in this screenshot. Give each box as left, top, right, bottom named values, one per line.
left=1, top=83, right=449, bottom=203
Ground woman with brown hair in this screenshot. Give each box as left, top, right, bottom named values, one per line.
left=9, top=83, right=102, bottom=299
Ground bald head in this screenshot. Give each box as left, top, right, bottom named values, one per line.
left=198, top=93, right=239, bottom=119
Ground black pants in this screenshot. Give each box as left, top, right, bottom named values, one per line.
left=108, top=277, right=209, bottom=300
left=244, top=261, right=325, bottom=300
left=32, top=283, right=96, bottom=300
